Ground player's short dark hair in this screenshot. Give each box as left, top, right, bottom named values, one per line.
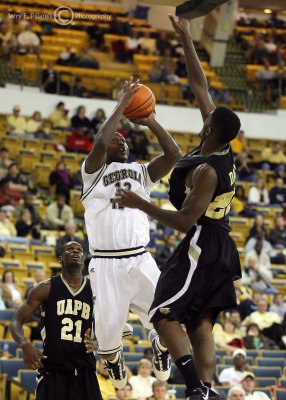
left=211, top=106, right=241, bottom=144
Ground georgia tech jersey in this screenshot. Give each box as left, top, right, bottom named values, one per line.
left=169, top=145, right=236, bottom=231
left=40, top=275, right=96, bottom=372
left=81, top=160, right=154, bottom=252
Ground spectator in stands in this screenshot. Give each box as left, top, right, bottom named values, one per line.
left=228, top=309, right=246, bottom=338
left=42, top=62, right=70, bottom=95
left=241, top=254, right=272, bottom=292
left=66, top=127, right=93, bottom=154
left=231, top=186, right=257, bottom=218
left=227, top=386, right=245, bottom=400
left=256, top=59, right=275, bottom=101
left=214, top=319, right=244, bottom=352
left=0, top=147, right=13, bottom=180
left=115, top=383, right=133, bottom=400
left=167, top=67, right=180, bottom=85
left=245, top=231, right=285, bottom=265
left=49, top=101, right=65, bottom=127
left=247, top=178, right=269, bottom=206
left=149, top=60, right=168, bottom=83
left=269, top=216, right=286, bottom=249
left=57, top=44, right=78, bottom=66
left=156, top=31, right=172, bottom=56
left=0, top=270, right=23, bottom=308
left=242, top=299, right=286, bottom=349
left=261, top=142, right=286, bottom=175
left=129, top=358, right=156, bottom=399
left=87, top=25, right=104, bottom=50
left=149, top=381, right=168, bottom=400
left=0, top=22, right=15, bottom=58
left=245, top=238, right=271, bottom=273
left=140, top=31, right=156, bottom=55
left=71, top=105, right=91, bottom=132
left=45, top=194, right=74, bottom=230
left=14, top=192, right=41, bottom=225
left=232, top=130, right=245, bottom=151
left=91, top=108, right=106, bottom=134
left=56, top=222, right=84, bottom=257
left=72, top=77, right=89, bottom=98
left=49, top=161, right=74, bottom=203
left=269, top=177, right=286, bottom=207
left=77, top=46, right=100, bottom=69
left=127, top=123, right=150, bottom=160
left=155, top=233, right=177, bottom=268
left=240, top=371, right=271, bottom=400
left=96, top=358, right=116, bottom=400
left=0, top=208, right=16, bottom=236
left=6, top=104, right=26, bottom=134
left=26, top=111, right=42, bottom=134
left=109, top=16, right=130, bottom=36
left=218, top=349, right=251, bottom=387
left=269, top=293, right=286, bottom=320
left=250, top=40, right=268, bottom=65
left=235, top=152, right=256, bottom=182
left=238, top=291, right=264, bottom=321
left=17, top=23, right=40, bottom=54
left=275, top=61, right=286, bottom=96
left=247, top=215, right=268, bottom=241
left=126, top=31, right=141, bottom=59
left=175, top=54, right=187, bottom=78
left=15, top=208, right=41, bottom=240
left=243, top=323, right=278, bottom=350
left=0, top=163, right=28, bottom=207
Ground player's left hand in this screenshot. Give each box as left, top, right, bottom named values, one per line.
left=130, top=111, right=156, bottom=126
left=84, top=328, right=98, bottom=353
left=117, top=189, right=146, bottom=209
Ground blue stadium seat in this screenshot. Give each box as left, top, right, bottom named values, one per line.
left=132, top=325, right=147, bottom=341
left=215, top=350, right=227, bottom=357
left=276, top=389, right=286, bottom=400
left=256, top=377, right=277, bottom=387
left=256, top=358, right=285, bottom=368
left=280, top=379, right=286, bottom=386
left=33, top=341, right=43, bottom=350
left=0, top=340, right=19, bottom=357
left=246, top=350, right=260, bottom=358
left=252, top=366, right=282, bottom=378
left=0, top=309, right=17, bottom=322
left=0, top=359, right=25, bottom=377
left=171, top=385, right=185, bottom=399
left=125, top=353, right=142, bottom=362
left=261, top=351, right=286, bottom=358
left=19, top=370, right=37, bottom=392
left=126, top=361, right=138, bottom=374
left=135, top=345, right=152, bottom=353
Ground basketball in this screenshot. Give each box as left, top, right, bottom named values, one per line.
left=123, top=84, right=156, bottom=120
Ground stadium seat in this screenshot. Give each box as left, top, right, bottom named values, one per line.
left=279, top=379, right=286, bottom=386
left=256, top=377, right=277, bottom=387
left=0, top=309, right=17, bottom=323
left=135, top=345, right=151, bottom=353
left=215, top=350, right=227, bottom=357
left=223, top=356, right=254, bottom=365
left=125, top=361, right=138, bottom=374
left=256, top=358, right=285, bottom=368
left=252, top=366, right=282, bottom=378
left=172, top=384, right=186, bottom=399
left=276, top=389, right=286, bottom=400
left=0, top=340, right=19, bottom=357
left=0, top=325, right=4, bottom=339
left=125, top=352, right=143, bottom=362
left=132, top=325, right=147, bottom=341
left=0, top=359, right=25, bottom=377
left=18, top=370, right=37, bottom=392
left=261, top=351, right=286, bottom=358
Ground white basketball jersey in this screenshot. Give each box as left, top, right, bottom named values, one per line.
left=81, top=160, right=154, bottom=253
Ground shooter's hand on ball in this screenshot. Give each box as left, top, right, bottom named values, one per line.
left=130, top=111, right=156, bottom=127
left=169, top=14, right=190, bottom=38
left=118, top=189, right=146, bottom=209
left=118, top=77, right=140, bottom=109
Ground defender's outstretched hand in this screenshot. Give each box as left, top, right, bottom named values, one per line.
left=169, top=14, right=190, bottom=38
left=118, top=77, right=140, bottom=109
left=118, top=189, right=146, bottom=209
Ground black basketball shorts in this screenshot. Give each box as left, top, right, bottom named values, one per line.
left=149, top=223, right=241, bottom=330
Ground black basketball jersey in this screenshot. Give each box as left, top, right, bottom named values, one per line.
left=40, top=275, right=96, bottom=372
left=169, top=144, right=236, bottom=231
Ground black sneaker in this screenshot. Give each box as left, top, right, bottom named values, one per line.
left=186, top=386, right=223, bottom=400
left=104, top=349, right=127, bottom=389
left=148, top=329, right=171, bottom=381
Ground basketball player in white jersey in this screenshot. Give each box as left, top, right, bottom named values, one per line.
left=80, top=78, right=181, bottom=389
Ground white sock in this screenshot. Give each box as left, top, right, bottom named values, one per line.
left=157, top=337, right=168, bottom=352
left=107, top=352, right=119, bottom=364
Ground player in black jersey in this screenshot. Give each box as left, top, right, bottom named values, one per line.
left=118, top=15, right=242, bottom=400
left=10, top=241, right=102, bottom=400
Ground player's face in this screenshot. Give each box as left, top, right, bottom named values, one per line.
left=107, top=133, right=129, bottom=163
left=61, top=241, right=84, bottom=269
left=199, top=113, right=213, bottom=143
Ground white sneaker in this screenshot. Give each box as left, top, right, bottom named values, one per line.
left=104, top=349, right=127, bottom=389
left=148, top=329, right=171, bottom=381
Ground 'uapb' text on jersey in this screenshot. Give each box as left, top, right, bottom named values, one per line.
left=169, top=145, right=236, bottom=231
left=81, top=161, right=154, bottom=252
left=40, top=275, right=96, bottom=371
